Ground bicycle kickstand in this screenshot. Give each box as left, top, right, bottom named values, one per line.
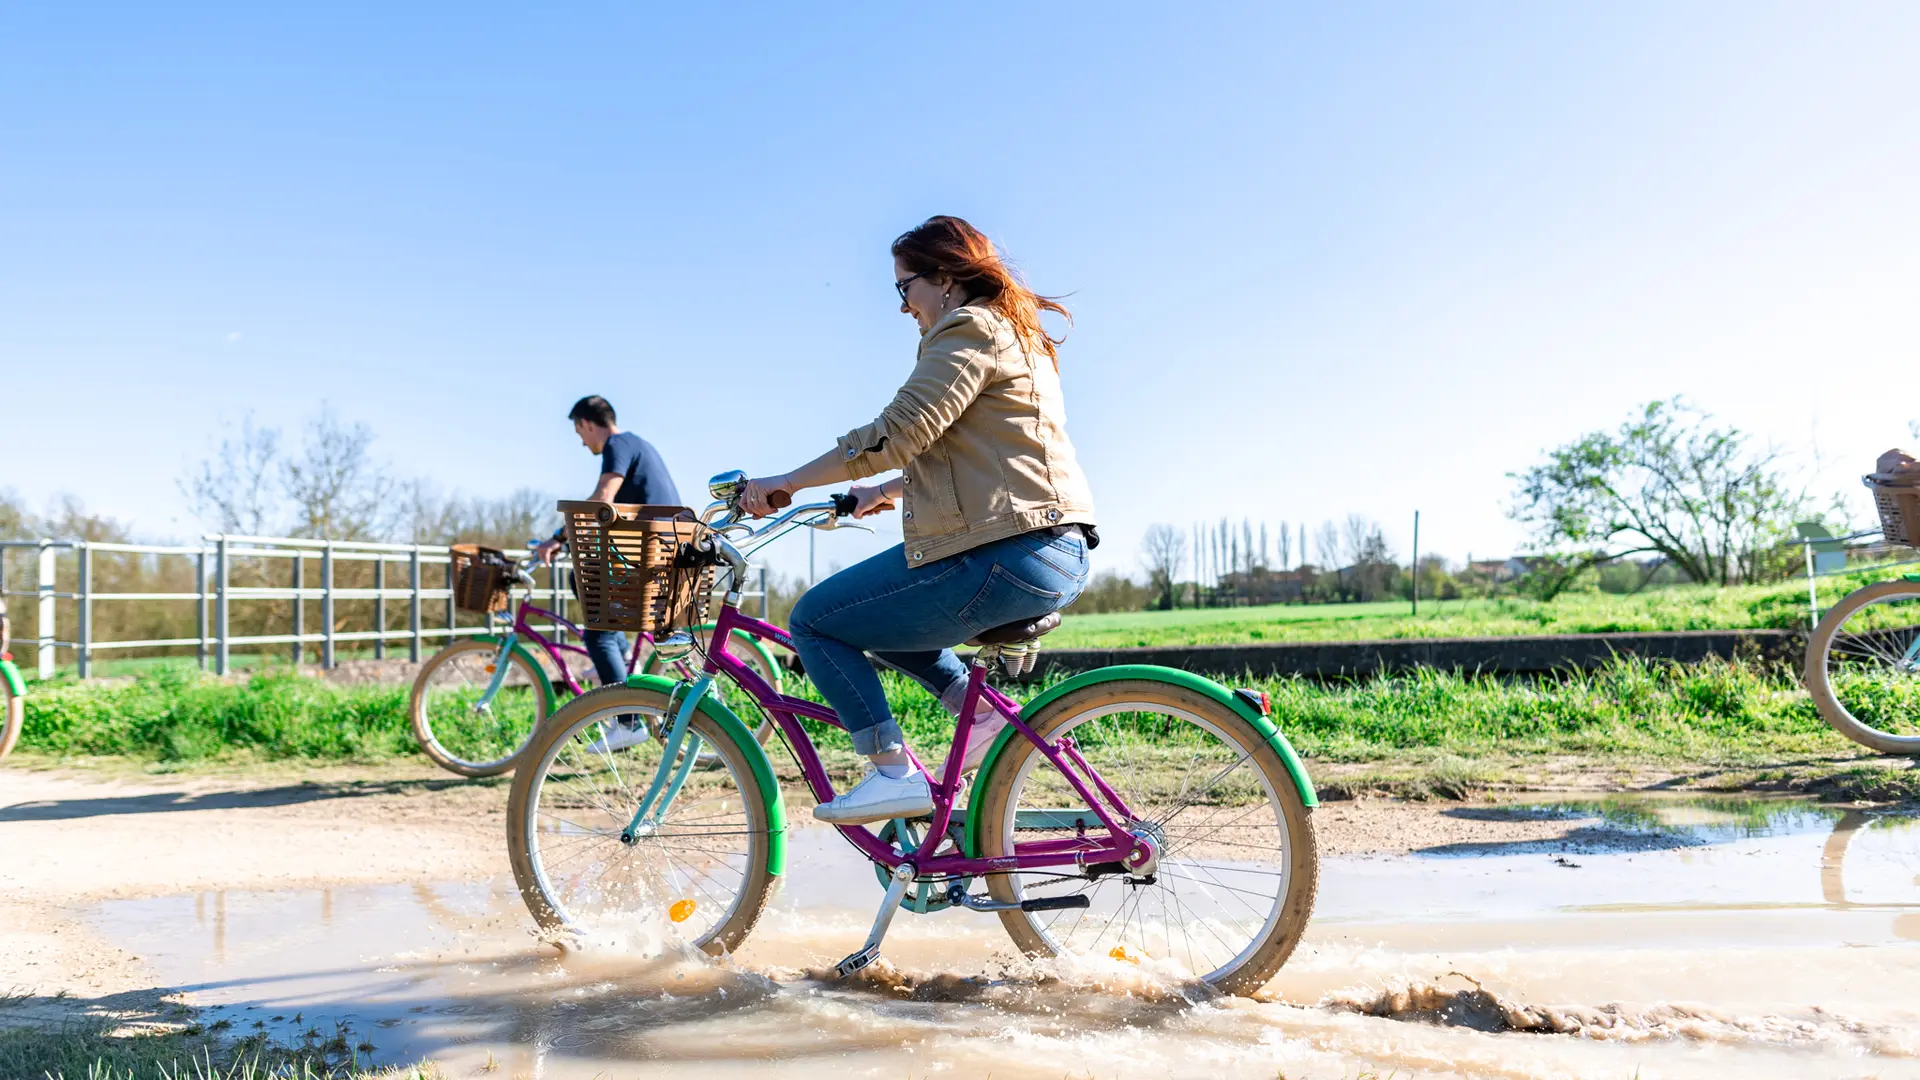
left=834, top=862, right=915, bottom=978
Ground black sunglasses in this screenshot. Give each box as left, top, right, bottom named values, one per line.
left=894, top=270, right=931, bottom=303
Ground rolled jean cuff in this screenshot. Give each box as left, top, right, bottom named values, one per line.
left=850, top=719, right=905, bottom=757
left=937, top=677, right=971, bottom=718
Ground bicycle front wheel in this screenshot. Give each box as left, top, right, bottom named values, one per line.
left=0, top=675, right=20, bottom=760
left=1805, top=580, right=1920, bottom=754
left=409, top=639, right=549, bottom=777
left=973, top=679, right=1318, bottom=996
left=505, top=684, right=777, bottom=955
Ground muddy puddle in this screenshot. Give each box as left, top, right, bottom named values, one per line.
left=89, top=795, right=1920, bottom=1079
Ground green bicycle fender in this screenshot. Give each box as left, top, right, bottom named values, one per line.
left=646, top=625, right=783, bottom=693
left=961, top=664, right=1318, bottom=859
left=0, top=659, right=23, bottom=699
left=472, top=635, right=559, bottom=714
left=622, top=672, right=787, bottom=877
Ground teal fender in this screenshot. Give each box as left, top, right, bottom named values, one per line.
left=623, top=672, right=787, bottom=877
left=963, top=664, right=1318, bottom=857
left=0, top=659, right=22, bottom=699
left=473, top=635, right=559, bottom=714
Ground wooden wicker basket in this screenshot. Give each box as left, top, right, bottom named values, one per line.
left=1865, top=473, right=1920, bottom=548
left=449, top=544, right=514, bottom=613
left=557, top=501, right=712, bottom=634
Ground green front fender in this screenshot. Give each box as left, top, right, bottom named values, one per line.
left=623, top=672, right=787, bottom=877
left=962, top=664, right=1318, bottom=858
left=473, top=635, right=559, bottom=714
left=0, top=658, right=22, bottom=699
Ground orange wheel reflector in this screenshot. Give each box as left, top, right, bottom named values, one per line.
left=1108, top=946, right=1140, bottom=964
left=669, top=899, right=696, bottom=923
left=484, top=664, right=497, bottom=674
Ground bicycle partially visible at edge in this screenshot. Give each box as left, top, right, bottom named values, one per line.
left=504, top=471, right=1320, bottom=995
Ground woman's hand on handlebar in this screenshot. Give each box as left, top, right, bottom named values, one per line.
left=847, top=482, right=896, bottom=519
left=740, top=474, right=793, bottom=518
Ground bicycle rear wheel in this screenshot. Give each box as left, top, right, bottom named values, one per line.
left=1805, top=580, right=1920, bottom=754
left=409, top=639, right=549, bottom=777
left=505, top=684, right=777, bottom=955
left=973, top=679, right=1317, bottom=996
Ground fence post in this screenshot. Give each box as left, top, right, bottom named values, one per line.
left=549, top=561, right=563, bottom=642
left=291, top=553, right=305, bottom=666
left=409, top=547, right=422, bottom=662
left=321, top=542, right=336, bottom=669
left=215, top=536, right=230, bottom=676
left=36, top=540, right=56, bottom=679
left=76, top=543, right=92, bottom=679
left=760, top=566, right=769, bottom=620
left=444, top=553, right=455, bottom=642
left=197, top=549, right=209, bottom=671
left=373, top=558, right=386, bottom=659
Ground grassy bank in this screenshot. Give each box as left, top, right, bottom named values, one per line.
left=1051, top=568, right=1907, bottom=649
left=13, top=658, right=1893, bottom=781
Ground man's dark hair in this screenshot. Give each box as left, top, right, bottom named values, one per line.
left=568, top=395, right=617, bottom=427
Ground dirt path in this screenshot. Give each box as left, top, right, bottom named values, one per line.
left=0, top=761, right=1855, bottom=1035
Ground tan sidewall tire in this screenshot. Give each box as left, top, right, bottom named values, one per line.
left=974, top=679, right=1319, bottom=997
left=1804, top=580, right=1920, bottom=755
left=409, top=640, right=548, bottom=778
left=504, top=683, right=777, bottom=956
left=0, top=683, right=19, bottom=760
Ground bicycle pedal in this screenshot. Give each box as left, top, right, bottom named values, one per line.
left=833, top=944, right=882, bottom=978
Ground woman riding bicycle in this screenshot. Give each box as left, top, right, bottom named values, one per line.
left=741, top=215, right=1096, bottom=825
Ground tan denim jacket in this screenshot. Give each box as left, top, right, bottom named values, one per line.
left=837, top=303, right=1098, bottom=565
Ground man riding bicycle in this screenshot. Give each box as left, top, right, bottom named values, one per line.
left=532, top=395, right=681, bottom=748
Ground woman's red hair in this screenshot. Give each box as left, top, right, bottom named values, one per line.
left=892, top=216, right=1070, bottom=365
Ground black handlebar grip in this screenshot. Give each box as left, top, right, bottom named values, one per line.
left=831, top=493, right=858, bottom=517
left=768, top=490, right=792, bottom=510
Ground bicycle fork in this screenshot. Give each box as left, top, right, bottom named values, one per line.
left=620, top=676, right=710, bottom=844
left=474, top=633, right=519, bottom=711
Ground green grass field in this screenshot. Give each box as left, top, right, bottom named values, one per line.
left=1049, top=569, right=1907, bottom=649
left=15, top=657, right=1909, bottom=801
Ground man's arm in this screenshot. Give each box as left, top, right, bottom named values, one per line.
left=588, top=473, right=622, bottom=502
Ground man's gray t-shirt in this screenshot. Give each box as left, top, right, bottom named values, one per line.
left=601, top=431, right=680, bottom=507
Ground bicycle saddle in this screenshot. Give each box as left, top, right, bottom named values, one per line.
left=966, top=611, right=1061, bottom=647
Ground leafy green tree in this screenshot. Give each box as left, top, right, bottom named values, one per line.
left=1509, top=399, right=1808, bottom=595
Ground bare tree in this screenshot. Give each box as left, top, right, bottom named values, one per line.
left=281, top=407, right=393, bottom=540
left=1313, top=520, right=1342, bottom=569
left=183, top=414, right=283, bottom=534
left=1140, top=524, right=1187, bottom=610
left=1275, top=520, right=1292, bottom=570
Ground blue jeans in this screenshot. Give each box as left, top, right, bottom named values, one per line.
left=582, top=629, right=629, bottom=688
left=789, top=529, right=1091, bottom=756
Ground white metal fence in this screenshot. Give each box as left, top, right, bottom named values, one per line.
left=0, top=535, right=767, bottom=680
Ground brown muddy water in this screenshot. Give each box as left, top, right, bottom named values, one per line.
left=90, top=796, right=1920, bottom=1079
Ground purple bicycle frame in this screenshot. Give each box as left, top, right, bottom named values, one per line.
left=507, top=601, right=651, bottom=698
left=698, top=601, right=1149, bottom=879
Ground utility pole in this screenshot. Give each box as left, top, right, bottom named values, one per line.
left=1411, top=510, right=1421, bottom=616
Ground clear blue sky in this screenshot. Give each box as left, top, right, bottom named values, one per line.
left=4, top=3, right=1918, bottom=580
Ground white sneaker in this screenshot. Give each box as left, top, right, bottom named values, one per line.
left=584, top=717, right=650, bottom=755
left=940, top=712, right=1009, bottom=775
left=813, top=767, right=934, bottom=825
